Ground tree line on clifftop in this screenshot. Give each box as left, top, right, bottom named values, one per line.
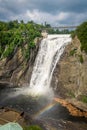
left=0, top=20, right=72, bottom=61
left=71, top=21, right=87, bottom=53
left=0, top=20, right=42, bottom=60
left=1, top=20, right=86, bottom=61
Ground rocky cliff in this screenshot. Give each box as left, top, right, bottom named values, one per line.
left=0, top=35, right=87, bottom=110
left=0, top=38, right=40, bottom=87
left=52, top=36, right=87, bottom=110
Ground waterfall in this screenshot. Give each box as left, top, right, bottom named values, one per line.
left=29, top=34, right=71, bottom=96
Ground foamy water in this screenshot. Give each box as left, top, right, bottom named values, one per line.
left=28, top=34, right=71, bottom=97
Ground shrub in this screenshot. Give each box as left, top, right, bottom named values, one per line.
left=70, top=48, right=77, bottom=56
left=79, top=54, right=84, bottom=63
left=23, top=125, right=42, bottom=130
left=81, top=95, right=87, bottom=103
left=71, top=31, right=76, bottom=39
left=76, top=21, right=87, bottom=53
left=71, top=21, right=87, bottom=53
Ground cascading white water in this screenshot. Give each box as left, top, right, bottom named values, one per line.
left=29, top=34, right=71, bottom=96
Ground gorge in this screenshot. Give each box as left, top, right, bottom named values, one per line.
left=0, top=33, right=87, bottom=130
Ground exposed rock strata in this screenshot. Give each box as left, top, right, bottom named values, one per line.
left=51, top=36, right=87, bottom=110
left=0, top=38, right=41, bottom=87
left=54, top=97, right=87, bottom=117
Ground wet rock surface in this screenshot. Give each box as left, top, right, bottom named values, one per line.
left=40, top=118, right=87, bottom=130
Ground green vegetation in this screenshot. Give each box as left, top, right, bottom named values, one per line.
left=71, top=30, right=76, bottom=39
left=67, top=91, right=75, bottom=98
left=47, top=28, right=70, bottom=34
left=79, top=54, right=84, bottom=63
left=69, top=48, right=77, bottom=56
left=44, top=23, right=71, bottom=34
left=0, top=20, right=71, bottom=61
left=71, top=21, right=87, bottom=53
left=0, top=20, right=42, bottom=60
left=23, top=125, right=43, bottom=130
left=81, top=95, right=87, bottom=103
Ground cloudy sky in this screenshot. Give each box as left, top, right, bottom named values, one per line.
left=0, top=0, right=87, bottom=26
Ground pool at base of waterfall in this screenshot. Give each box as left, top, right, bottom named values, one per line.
left=0, top=86, right=87, bottom=130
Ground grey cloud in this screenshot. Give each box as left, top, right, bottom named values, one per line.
left=0, top=0, right=87, bottom=25
left=1, top=0, right=87, bottom=14
left=25, top=0, right=87, bottom=13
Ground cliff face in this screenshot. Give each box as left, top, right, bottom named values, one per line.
left=0, top=38, right=40, bottom=87
left=51, top=36, right=87, bottom=108
left=0, top=35, right=87, bottom=109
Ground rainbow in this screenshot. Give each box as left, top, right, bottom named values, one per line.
left=33, top=102, right=56, bottom=119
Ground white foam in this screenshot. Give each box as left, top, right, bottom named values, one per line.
left=28, top=34, right=71, bottom=97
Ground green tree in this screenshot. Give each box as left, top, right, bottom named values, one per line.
left=74, top=21, right=87, bottom=53
left=0, top=20, right=42, bottom=60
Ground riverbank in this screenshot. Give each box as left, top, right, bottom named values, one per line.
left=54, top=97, right=87, bottom=118
left=0, top=102, right=87, bottom=130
